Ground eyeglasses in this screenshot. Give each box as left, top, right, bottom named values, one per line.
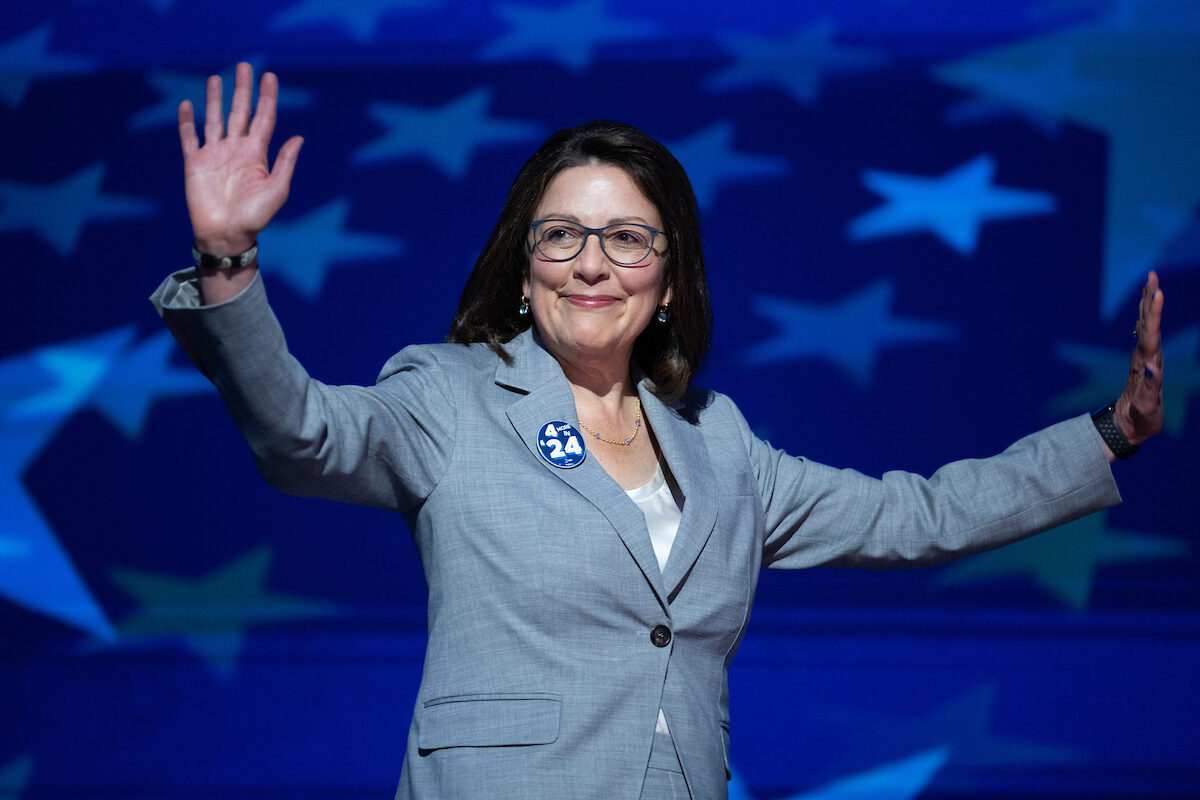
left=529, top=219, right=666, bottom=267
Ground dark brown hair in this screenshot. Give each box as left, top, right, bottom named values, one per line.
left=448, top=120, right=712, bottom=403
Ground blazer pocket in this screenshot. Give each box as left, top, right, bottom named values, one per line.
left=417, top=693, right=562, bottom=751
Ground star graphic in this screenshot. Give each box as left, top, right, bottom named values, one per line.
left=663, top=121, right=790, bottom=212
left=270, top=0, right=438, bottom=42
left=936, top=513, right=1189, bottom=610
left=943, top=95, right=1065, bottom=139
left=0, top=755, right=33, bottom=800
left=743, top=281, right=958, bottom=384
left=257, top=198, right=405, bottom=300
left=352, top=88, right=542, bottom=179
left=1159, top=216, right=1200, bottom=269
left=935, top=2, right=1200, bottom=317
left=1049, top=325, right=1199, bottom=435
left=846, top=154, right=1057, bottom=255
left=705, top=20, right=887, bottom=106
left=128, top=66, right=315, bottom=130
left=85, top=330, right=215, bottom=438
left=479, top=0, right=659, bottom=72
left=0, top=25, right=94, bottom=108
left=0, top=164, right=156, bottom=258
left=0, top=329, right=135, bottom=641
left=728, top=748, right=949, bottom=800
left=108, top=546, right=340, bottom=678
left=812, top=683, right=1082, bottom=776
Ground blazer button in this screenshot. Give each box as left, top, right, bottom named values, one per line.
left=650, top=625, right=672, bottom=648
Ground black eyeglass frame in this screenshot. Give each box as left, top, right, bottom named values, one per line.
left=528, top=218, right=667, bottom=267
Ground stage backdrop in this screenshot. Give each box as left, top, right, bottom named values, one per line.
left=2, top=1, right=1198, bottom=797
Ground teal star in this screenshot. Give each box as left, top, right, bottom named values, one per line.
left=480, top=0, right=658, bottom=71
left=258, top=198, right=405, bottom=300
left=108, top=546, right=339, bottom=678
left=935, top=2, right=1200, bottom=317
left=936, top=513, right=1190, bottom=610
left=706, top=21, right=887, bottom=106
left=270, top=0, right=439, bottom=42
left=0, top=755, right=33, bottom=800
left=0, top=25, right=94, bottom=108
left=847, top=154, right=1057, bottom=255
left=0, top=164, right=156, bottom=258
left=1049, top=325, right=1199, bottom=435
left=744, top=281, right=958, bottom=384
left=86, top=330, right=215, bottom=438
left=664, top=121, right=790, bottom=211
left=353, top=88, right=541, bottom=179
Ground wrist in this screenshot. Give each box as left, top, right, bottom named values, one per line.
left=193, top=241, right=258, bottom=271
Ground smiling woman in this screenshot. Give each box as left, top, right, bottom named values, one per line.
left=150, top=63, right=1164, bottom=800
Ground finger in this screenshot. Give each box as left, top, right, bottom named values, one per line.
left=227, top=62, right=253, bottom=136
left=268, top=135, right=304, bottom=196
left=203, top=73, right=224, bottom=143
left=249, top=70, right=279, bottom=141
left=178, top=99, right=199, bottom=156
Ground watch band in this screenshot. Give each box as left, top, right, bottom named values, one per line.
left=1091, top=402, right=1139, bottom=459
left=192, top=242, right=258, bottom=271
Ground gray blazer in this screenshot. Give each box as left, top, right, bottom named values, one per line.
left=152, top=270, right=1122, bottom=800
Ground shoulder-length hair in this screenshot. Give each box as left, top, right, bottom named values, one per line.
left=448, top=120, right=712, bottom=404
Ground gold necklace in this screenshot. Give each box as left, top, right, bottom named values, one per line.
left=579, top=399, right=643, bottom=446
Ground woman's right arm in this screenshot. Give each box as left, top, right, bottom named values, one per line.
left=179, top=62, right=303, bottom=305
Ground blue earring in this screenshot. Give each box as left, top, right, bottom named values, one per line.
left=655, top=304, right=670, bottom=324
left=518, top=296, right=530, bottom=316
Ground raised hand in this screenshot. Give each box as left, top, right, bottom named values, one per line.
left=1114, top=271, right=1165, bottom=448
left=178, top=62, right=303, bottom=263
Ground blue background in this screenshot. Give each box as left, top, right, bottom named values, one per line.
left=2, top=1, right=1198, bottom=797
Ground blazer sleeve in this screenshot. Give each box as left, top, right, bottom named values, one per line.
left=713, top=394, right=1123, bottom=569
left=149, top=268, right=455, bottom=512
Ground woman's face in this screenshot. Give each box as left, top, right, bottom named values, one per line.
left=522, top=163, right=671, bottom=372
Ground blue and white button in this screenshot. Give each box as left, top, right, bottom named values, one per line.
left=537, top=421, right=587, bottom=469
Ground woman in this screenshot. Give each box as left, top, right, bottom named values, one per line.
left=153, top=64, right=1165, bottom=800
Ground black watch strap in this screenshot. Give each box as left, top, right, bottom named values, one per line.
left=1092, top=402, right=1139, bottom=459
left=192, top=242, right=257, bottom=271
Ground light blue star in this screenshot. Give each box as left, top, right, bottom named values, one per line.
left=108, top=546, right=340, bottom=678
left=0, top=25, right=94, bottom=108
left=86, top=331, right=215, bottom=439
left=258, top=198, right=405, bottom=300
left=663, top=121, right=790, bottom=212
left=0, top=164, right=156, bottom=258
left=744, top=281, right=958, bottom=384
left=937, top=513, right=1190, bottom=610
left=0, top=330, right=134, bottom=640
left=0, top=754, right=33, bottom=800
left=352, top=88, right=542, bottom=179
left=1049, top=325, right=1199, bottom=435
left=935, top=2, right=1200, bottom=317
left=480, top=0, right=658, bottom=72
left=270, top=0, right=438, bottom=42
left=847, top=154, right=1057, bottom=255
left=728, top=748, right=949, bottom=800
left=1160, top=216, right=1200, bottom=269
left=706, top=21, right=887, bottom=106
left=128, top=65, right=315, bottom=130
left=810, top=683, right=1082, bottom=776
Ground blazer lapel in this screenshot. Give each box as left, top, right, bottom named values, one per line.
left=497, top=331, right=670, bottom=609
left=638, top=381, right=719, bottom=602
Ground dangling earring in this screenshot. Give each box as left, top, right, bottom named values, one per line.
left=518, top=296, right=530, bottom=316
left=655, top=304, right=670, bottom=324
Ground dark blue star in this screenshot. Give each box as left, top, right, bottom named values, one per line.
left=0, top=164, right=156, bottom=258
left=0, top=25, right=94, bottom=108
left=664, top=121, right=789, bottom=212
left=480, top=0, right=658, bottom=72
left=129, top=66, right=314, bottom=131
left=744, top=281, right=958, bottom=384
left=270, top=0, right=439, bottom=42
left=353, top=88, right=542, bottom=179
